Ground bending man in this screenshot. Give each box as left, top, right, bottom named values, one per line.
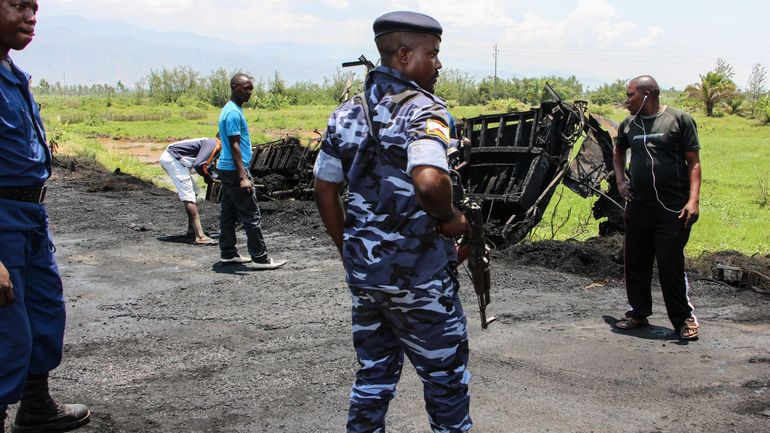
left=159, top=135, right=220, bottom=245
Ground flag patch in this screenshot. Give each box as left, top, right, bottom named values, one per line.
left=426, top=119, right=450, bottom=143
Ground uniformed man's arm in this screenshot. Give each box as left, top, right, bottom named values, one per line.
left=407, top=105, right=468, bottom=237
left=0, top=260, right=14, bottom=307
left=412, top=166, right=468, bottom=237
left=313, top=134, right=346, bottom=255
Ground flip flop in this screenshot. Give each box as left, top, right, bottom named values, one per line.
left=679, top=317, right=699, bottom=340
left=615, top=316, right=649, bottom=330
left=194, top=237, right=217, bottom=246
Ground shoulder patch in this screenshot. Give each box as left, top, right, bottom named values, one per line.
left=426, top=119, right=450, bottom=143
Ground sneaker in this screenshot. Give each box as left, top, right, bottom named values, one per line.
left=251, top=256, right=287, bottom=270
left=220, top=254, right=252, bottom=264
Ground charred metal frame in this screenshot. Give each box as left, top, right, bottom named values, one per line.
left=248, top=137, right=320, bottom=199
left=454, top=98, right=586, bottom=244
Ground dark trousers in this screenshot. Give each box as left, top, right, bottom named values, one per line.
left=218, top=170, right=267, bottom=260
left=623, top=201, right=694, bottom=330
left=0, top=228, right=65, bottom=411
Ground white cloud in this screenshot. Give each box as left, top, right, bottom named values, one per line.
left=319, top=0, right=350, bottom=9
left=496, top=0, right=639, bottom=47
left=417, top=0, right=516, bottom=29
left=628, top=26, right=664, bottom=48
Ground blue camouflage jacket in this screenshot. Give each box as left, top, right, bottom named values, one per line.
left=314, top=66, right=456, bottom=289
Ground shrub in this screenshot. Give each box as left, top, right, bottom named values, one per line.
left=484, top=98, right=530, bottom=113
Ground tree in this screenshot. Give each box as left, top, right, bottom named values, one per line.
left=434, top=68, right=478, bottom=105
left=746, top=63, right=767, bottom=116
left=37, top=78, right=51, bottom=95
left=205, top=68, right=232, bottom=107
left=589, top=79, right=626, bottom=106
left=724, top=91, right=745, bottom=116
left=684, top=60, right=738, bottom=117
left=269, top=71, right=286, bottom=95
left=134, top=78, right=146, bottom=104
left=147, top=66, right=202, bottom=104
left=714, top=58, right=735, bottom=82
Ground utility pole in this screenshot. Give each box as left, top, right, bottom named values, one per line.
left=492, top=43, right=499, bottom=99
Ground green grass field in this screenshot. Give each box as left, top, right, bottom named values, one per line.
left=39, top=95, right=770, bottom=255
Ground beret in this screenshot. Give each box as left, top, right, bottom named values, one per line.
left=373, top=11, right=442, bottom=40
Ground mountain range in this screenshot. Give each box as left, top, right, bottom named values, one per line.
left=12, top=15, right=357, bottom=87
left=11, top=15, right=607, bottom=89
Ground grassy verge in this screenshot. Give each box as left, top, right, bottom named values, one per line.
left=49, top=122, right=168, bottom=185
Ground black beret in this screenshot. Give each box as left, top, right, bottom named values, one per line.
left=373, top=11, right=442, bottom=41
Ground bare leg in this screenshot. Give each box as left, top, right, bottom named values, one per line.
left=184, top=201, right=214, bottom=244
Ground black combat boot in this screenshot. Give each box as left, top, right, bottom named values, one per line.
left=11, top=374, right=90, bottom=433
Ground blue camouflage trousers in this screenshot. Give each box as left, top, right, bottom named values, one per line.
left=347, top=268, right=472, bottom=433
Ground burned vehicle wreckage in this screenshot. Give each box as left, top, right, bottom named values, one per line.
left=237, top=83, right=622, bottom=247
left=209, top=61, right=625, bottom=330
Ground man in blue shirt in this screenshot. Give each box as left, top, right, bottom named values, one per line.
left=216, top=74, right=285, bottom=269
left=314, top=11, right=472, bottom=433
left=1, top=1, right=90, bottom=432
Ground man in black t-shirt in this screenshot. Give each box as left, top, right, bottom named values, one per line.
left=612, top=75, right=702, bottom=340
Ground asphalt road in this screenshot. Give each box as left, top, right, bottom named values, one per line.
left=3, top=157, right=769, bottom=433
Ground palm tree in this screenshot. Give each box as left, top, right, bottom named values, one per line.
left=685, top=71, right=738, bottom=117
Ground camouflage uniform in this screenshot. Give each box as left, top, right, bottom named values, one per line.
left=314, top=66, right=472, bottom=433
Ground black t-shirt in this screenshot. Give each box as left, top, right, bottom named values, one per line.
left=616, top=106, right=700, bottom=209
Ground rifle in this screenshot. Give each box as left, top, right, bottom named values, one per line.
left=338, top=55, right=376, bottom=102
left=341, top=55, right=376, bottom=72
left=450, top=170, right=496, bottom=330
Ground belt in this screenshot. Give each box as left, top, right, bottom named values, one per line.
left=0, top=185, right=47, bottom=203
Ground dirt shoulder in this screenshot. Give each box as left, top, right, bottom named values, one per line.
left=4, top=156, right=769, bottom=433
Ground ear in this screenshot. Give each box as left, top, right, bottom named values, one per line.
left=395, top=46, right=411, bottom=65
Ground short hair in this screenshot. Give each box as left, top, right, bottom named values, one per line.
left=630, top=75, right=660, bottom=96
left=230, top=73, right=251, bottom=88
left=376, top=32, right=432, bottom=66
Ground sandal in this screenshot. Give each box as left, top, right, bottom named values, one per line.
left=679, top=317, right=699, bottom=340
left=615, top=316, right=649, bottom=330
left=194, top=237, right=217, bottom=245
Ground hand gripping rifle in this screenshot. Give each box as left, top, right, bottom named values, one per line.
left=449, top=170, right=496, bottom=330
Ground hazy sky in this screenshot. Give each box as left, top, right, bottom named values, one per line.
left=40, top=0, right=768, bottom=89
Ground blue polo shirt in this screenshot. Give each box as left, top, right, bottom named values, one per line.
left=0, top=57, right=51, bottom=231
left=216, top=101, right=251, bottom=171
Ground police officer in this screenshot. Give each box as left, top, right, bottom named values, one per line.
left=314, top=11, right=472, bottom=433
left=1, top=1, right=90, bottom=431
